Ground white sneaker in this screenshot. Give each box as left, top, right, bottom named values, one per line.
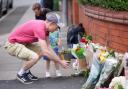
left=45, top=72, right=51, bottom=78
left=56, top=70, right=62, bottom=77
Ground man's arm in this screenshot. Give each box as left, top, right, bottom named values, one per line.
left=38, top=39, right=68, bottom=68
left=46, top=36, right=51, bottom=47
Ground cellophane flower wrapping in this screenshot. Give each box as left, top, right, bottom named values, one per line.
left=95, top=57, right=118, bottom=88
left=109, top=76, right=125, bottom=89
left=81, top=49, right=118, bottom=89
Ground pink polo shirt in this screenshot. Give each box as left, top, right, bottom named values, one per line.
left=9, top=20, right=49, bottom=44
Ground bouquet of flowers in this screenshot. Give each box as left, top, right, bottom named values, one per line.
left=80, top=35, right=92, bottom=45
left=80, top=37, right=88, bottom=44
left=91, top=43, right=102, bottom=52
left=82, top=46, right=118, bottom=89
left=96, top=47, right=115, bottom=64
left=98, top=49, right=109, bottom=63
left=73, top=45, right=86, bottom=59
left=71, top=34, right=92, bottom=59
left=109, top=76, right=125, bottom=89
left=74, top=35, right=92, bottom=58
left=95, top=57, right=118, bottom=88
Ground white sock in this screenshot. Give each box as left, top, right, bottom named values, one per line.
left=56, top=70, right=62, bottom=77
left=45, top=71, right=50, bottom=77
left=18, top=68, right=25, bottom=76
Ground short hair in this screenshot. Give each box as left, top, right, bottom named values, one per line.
left=32, top=3, right=41, bottom=10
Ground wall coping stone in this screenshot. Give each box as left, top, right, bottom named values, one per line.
left=82, top=5, right=128, bottom=24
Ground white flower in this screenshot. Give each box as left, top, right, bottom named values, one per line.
left=72, top=60, right=79, bottom=70
left=109, top=76, right=126, bottom=89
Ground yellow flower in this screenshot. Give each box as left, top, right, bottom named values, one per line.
left=99, top=55, right=107, bottom=63
left=99, top=50, right=108, bottom=63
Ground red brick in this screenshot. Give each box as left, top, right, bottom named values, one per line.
left=95, top=31, right=107, bottom=39
left=95, top=36, right=106, bottom=45
left=110, top=35, right=128, bottom=46
left=72, top=0, right=79, bottom=24
left=110, top=23, right=128, bottom=32
left=110, top=29, right=128, bottom=39
left=109, top=42, right=128, bottom=52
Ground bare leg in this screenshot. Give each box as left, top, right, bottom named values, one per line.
left=54, top=55, right=62, bottom=77
left=22, top=55, right=39, bottom=71
left=46, top=60, right=50, bottom=72
left=54, top=54, right=62, bottom=70
left=18, top=54, right=39, bottom=76
left=54, top=61, right=59, bottom=70
left=45, top=60, right=51, bottom=77
left=17, top=54, right=40, bottom=84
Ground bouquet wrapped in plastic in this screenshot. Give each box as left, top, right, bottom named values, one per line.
left=72, top=35, right=92, bottom=60
left=109, top=76, right=125, bottom=89
left=73, top=45, right=86, bottom=59
left=71, top=35, right=92, bottom=74
left=81, top=47, right=118, bottom=89
left=71, top=44, right=87, bottom=72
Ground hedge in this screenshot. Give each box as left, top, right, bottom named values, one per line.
left=78, top=0, right=128, bottom=11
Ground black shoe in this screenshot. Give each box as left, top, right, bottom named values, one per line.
left=26, top=71, right=38, bottom=81
left=17, top=74, right=33, bottom=84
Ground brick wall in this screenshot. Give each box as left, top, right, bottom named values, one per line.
left=72, top=0, right=79, bottom=24
left=78, top=6, right=128, bottom=52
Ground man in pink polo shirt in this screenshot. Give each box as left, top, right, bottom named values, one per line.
left=4, top=12, right=68, bottom=84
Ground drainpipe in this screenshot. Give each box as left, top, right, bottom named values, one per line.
left=62, top=0, right=68, bottom=26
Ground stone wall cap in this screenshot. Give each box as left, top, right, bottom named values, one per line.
left=82, top=5, right=128, bottom=24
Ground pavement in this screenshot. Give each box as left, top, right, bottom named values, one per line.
left=0, top=77, right=85, bottom=89
left=0, top=0, right=85, bottom=89
left=0, top=6, right=29, bottom=35
left=0, top=4, right=73, bottom=80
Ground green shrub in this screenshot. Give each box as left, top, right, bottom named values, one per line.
left=78, top=0, right=128, bottom=11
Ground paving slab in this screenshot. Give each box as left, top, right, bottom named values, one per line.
left=0, top=77, right=85, bottom=89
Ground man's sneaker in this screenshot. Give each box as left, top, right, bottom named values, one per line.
left=17, top=74, right=33, bottom=84
left=26, top=71, right=38, bottom=81
left=56, top=70, right=62, bottom=77
left=45, top=72, right=51, bottom=78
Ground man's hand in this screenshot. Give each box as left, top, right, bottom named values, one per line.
left=60, top=60, right=69, bottom=68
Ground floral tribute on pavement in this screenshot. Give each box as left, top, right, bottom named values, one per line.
left=61, top=33, right=127, bottom=89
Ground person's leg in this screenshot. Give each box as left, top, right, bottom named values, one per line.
left=53, top=47, right=62, bottom=77
left=21, top=56, right=39, bottom=71
left=17, top=42, right=45, bottom=83
left=54, top=61, right=59, bottom=70
left=54, top=61, right=62, bottom=77
left=23, top=58, right=39, bottom=81
left=17, top=47, right=40, bottom=84
left=45, top=59, right=51, bottom=77
left=23, top=43, right=45, bottom=80
left=4, top=42, right=40, bottom=84
left=46, top=60, right=50, bottom=72
left=43, top=56, right=51, bottom=77
left=18, top=61, right=39, bottom=82
left=17, top=44, right=40, bottom=73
